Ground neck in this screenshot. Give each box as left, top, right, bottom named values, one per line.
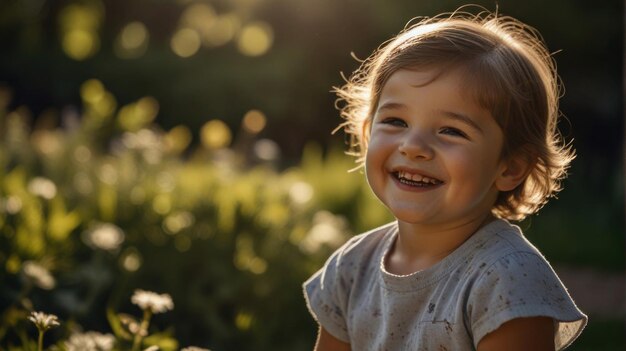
left=386, top=214, right=495, bottom=275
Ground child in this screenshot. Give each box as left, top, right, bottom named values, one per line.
left=303, top=9, right=587, bottom=351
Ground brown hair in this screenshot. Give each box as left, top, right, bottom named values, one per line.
left=334, top=9, right=575, bottom=220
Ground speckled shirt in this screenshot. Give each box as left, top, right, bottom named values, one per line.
left=304, top=219, right=587, bottom=350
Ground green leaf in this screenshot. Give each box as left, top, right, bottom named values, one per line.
left=143, top=332, right=178, bottom=351
left=106, top=308, right=133, bottom=341
left=47, top=197, right=81, bottom=241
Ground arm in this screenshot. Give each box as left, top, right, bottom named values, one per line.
left=477, top=317, right=554, bottom=351
left=314, top=327, right=351, bottom=351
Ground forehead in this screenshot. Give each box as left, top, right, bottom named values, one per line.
left=376, top=63, right=504, bottom=122
left=378, top=68, right=484, bottom=109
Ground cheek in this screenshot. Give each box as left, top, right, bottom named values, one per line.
left=448, top=149, right=500, bottom=187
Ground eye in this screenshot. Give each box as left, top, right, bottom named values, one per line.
left=380, top=117, right=407, bottom=127
left=440, top=127, right=468, bottom=138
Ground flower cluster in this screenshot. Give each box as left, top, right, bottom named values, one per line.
left=22, top=261, right=56, bottom=290
left=19, top=290, right=204, bottom=351
left=131, top=289, right=174, bottom=314
left=28, top=311, right=60, bottom=332
left=65, top=331, right=116, bottom=351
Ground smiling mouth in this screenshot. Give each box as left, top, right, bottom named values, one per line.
left=392, top=170, right=444, bottom=187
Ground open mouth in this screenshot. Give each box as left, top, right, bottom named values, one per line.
left=392, top=170, right=443, bottom=188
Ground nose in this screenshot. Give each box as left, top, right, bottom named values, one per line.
left=398, top=131, right=434, bottom=160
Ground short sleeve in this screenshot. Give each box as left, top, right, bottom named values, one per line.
left=303, top=250, right=351, bottom=342
left=468, top=252, right=587, bottom=350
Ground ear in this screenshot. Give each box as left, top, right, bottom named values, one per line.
left=495, top=152, right=534, bottom=192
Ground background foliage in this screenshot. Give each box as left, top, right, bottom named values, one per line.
left=0, top=0, right=623, bottom=350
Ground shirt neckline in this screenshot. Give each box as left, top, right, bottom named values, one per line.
left=378, top=219, right=510, bottom=292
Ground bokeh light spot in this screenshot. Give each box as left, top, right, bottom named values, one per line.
left=58, top=3, right=102, bottom=60
left=289, top=181, right=314, bottom=205
left=153, top=194, right=172, bottom=215
left=237, top=22, right=273, bottom=57
left=121, top=22, right=148, bottom=49
left=118, top=97, right=159, bottom=132
left=174, top=235, right=191, bottom=252
left=80, top=79, right=105, bottom=104
left=181, top=3, right=216, bottom=38
left=74, top=145, right=92, bottom=163
left=59, top=4, right=101, bottom=32
left=253, top=139, right=280, bottom=161
left=62, top=29, right=99, bottom=61
left=92, top=92, right=117, bottom=117
left=201, top=119, right=232, bottom=149
left=203, top=13, right=240, bottom=47
left=165, top=125, right=192, bottom=154
left=120, top=247, right=142, bottom=272
left=115, top=21, right=149, bottom=59
left=242, top=109, right=267, bottom=134
left=171, top=28, right=201, bottom=58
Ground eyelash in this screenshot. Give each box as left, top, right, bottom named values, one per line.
left=380, top=117, right=407, bottom=127
left=439, top=127, right=468, bottom=138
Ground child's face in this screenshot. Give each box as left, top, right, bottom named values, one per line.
left=365, top=68, right=509, bottom=229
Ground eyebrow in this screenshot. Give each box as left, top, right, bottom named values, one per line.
left=376, top=102, right=407, bottom=113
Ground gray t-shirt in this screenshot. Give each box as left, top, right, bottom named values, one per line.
left=304, top=219, right=587, bottom=350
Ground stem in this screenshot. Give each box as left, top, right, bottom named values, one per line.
left=131, top=309, right=152, bottom=351
left=37, top=330, right=44, bottom=351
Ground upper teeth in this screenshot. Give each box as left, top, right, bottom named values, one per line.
left=398, top=171, right=440, bottom=184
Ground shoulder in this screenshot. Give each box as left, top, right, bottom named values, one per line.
left=466, top=219, right=564, bottom=306
left=309, top=221, right=396, bottom=285
left=332, top=221, right=397, bottom=264
left=464, top=220, right=587, bottom=350
left=473, top=219, right=543, bottom=260
left=459, top=219, right=549, bottom=277
left=303, top=222, right=397, bottom=342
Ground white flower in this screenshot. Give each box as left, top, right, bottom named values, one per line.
left=2, top=195, right=22, bottom=214
left=143, top=346, right=160, bottom=351
left=28, top=311, right=60, bottom=331
left=253, top=139, right=280, bottom=161
left=22, top=261, right=56, bottom=290
left=118, top=314, right=146, bottom=336
left=65, top=331, right=115, bottom=351
left=27, top=177, right=57, bottom=199
left=300, top=211, right=348, bottom=253
left=82, top=223, right=125, bottom=251
left=288, top=181, right=314, bottom=205
left=181, top=347, right=211, bottom=351
left=131, top=289, right=174, bottom=314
